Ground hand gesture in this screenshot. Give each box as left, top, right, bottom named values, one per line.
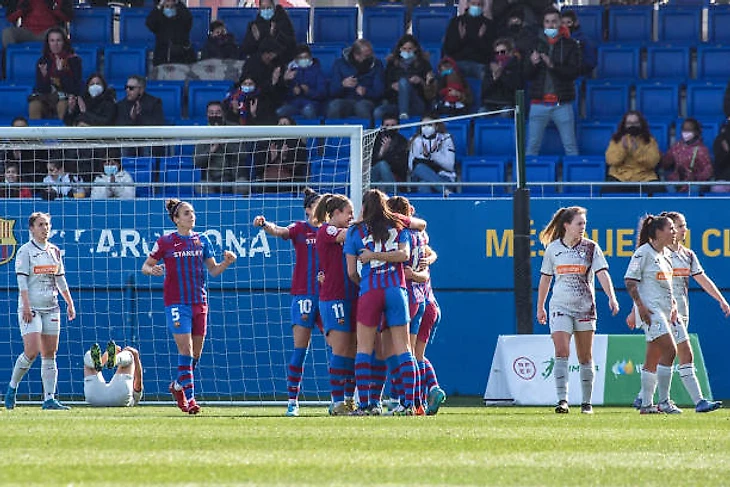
left=210, top=143, right=220, bottom=153
left=272, top=66, right=282, bottom=85
left=147, top=264, right=165, bottom=276
left=77, top=96, right=86, bottom=113
left=67, top=94, right=78, bottom=111
left=608, top=297, right=620, bottom=316
left=67, top=303, right=76, bottom=321
left=529, top=51, right=540, bottom=66
left=539, top=53, right=552, bottom=68
left=458, top=21, right=467, bottom=39
left=379, top=135, right=391, bottom=156
left=38, top=61, right=48, bottom=77
left=425, top=72, right=434, bottom=84
left=222, top=250, right=237, bottom=265
left=250, top=97, right=258, bottom=117
left=342, top=76, right=358, bottom=88
left=292, top=85, right=301, bottom=96
left=317, top=271, right=325, bottom=284
left=300, top=84, right=309, bottom=95
left=269, top=21, right=276, bottom=36
left=284, top=66, right=296, bottom=81
left=130, top=101, right=142, bottom=120
left=720, top=299, right=730, bottom=317
left=251, top=24, right=260, bottom=41
left=478, top=24, right=486, bottom=38
left=355, top=86, right=366, bottom=97
left=537, top=307, right=547, bottom=325
left=253, top=215, right=267, bottom=227
left=358, top=248, right=374, bottom=263
left=409, top=75, right=422, bottom=85
left=391, top=81, right=399, bottom=91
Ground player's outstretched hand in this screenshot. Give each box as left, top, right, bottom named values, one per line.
left=223, top=250, right=237, bottom=265
left=537, top=308, right=547, bottom=325
left=253, top=215, right=266, bottom=227
left=720, top=300, right=730, bottom=318
left=608, top=297, right=620, bottom=316
left=147, top=264, right=165, bottom=276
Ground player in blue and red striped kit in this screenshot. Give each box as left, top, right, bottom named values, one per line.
left=344, top=189, right=418, bottom=415
left=253, top=188, right=322, bottom=417
left=142, top=199, right=236, bottom=415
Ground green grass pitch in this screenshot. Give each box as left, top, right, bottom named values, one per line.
left=2, top=402, right=730, bottom=486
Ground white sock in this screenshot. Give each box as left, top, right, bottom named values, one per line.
left=554, top=357, right=569, bottom=402
left=83, top=350, right=95, bottom=369
left=115, top=350, right=133, bottom=368
left=579, top=361, right=595, bottom=405
left=41, top=358, right=57, bottom=401
left=10, top=353, right=34, bottom=388
left=641, top=369, right=658, bottom=407
left=656, top=364, right=673, bottom=404
left=678, top=363, right=703, bottom=405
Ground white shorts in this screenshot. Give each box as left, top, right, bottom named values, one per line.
left=549, top=310, right=596, bottom=334
left=84, top=373, right=134, bottom=407
left=672, top=318, right=689, bottom=345
left=636, top=308, right=672, bottom=342
left=18, top=309, right=60, bottom=336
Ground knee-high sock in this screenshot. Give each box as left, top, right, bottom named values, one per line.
left=641, top=369, right=658, bottom=407
left=554, top=357, right=569, bottom=402
left=192, top=357, right=199, bottom=371
left=579, top=361, right=594, bottom=405
left=354, top=352, right=371, bottom=409
left=397, top=352, right=417, bottom=408
left=41, top=357, right=57, bottom=401
left=328, top=354, right=347, bottom=403
left=423, top=357, right=439, bottom=390
left=418, top=361, right=428, bottom=405
left=385, top=355, right=400, bottom=400
left=678, top=363, right=703, bottom=405
left=656, top=364, right=673, bottom=404
left=10, top=353, right=34, bottom=388
left=343, top=357, right=355, bottom=399
left=287, top=347, right=308, bottom=403
left=369, top=354, right=387, bottom=405
left=177, top=355, right=195, bottom=401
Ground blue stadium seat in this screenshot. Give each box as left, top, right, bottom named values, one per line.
left=421, top=43, right=443, bottom=71
left=411, top=7, right=456, bottom=46
left=697, top=45, right=730, bottom=81
left=0, top=8, right=12, bottom=33
left=465, top=77, right=482, bottom=112
left=373, top=46, right=391, bottom=64
left=708, top=6, right=730, bottom=44
left=189, top=8, right=212, bottom=49
left=70, top=7, right=112, bottom=45
left=648, top=121, right=670, bottom=152
left=145, top=81, right=184, bottom=121
left=216, top=8, right=257, bottom=44
left=635, top=82, right=680, bottom=120
left=577, top=121, right=615, bottom=155
left=74, top=45, right=100, bottom=80
left=309, top=44, right=344, bottom=77
left=473, top=119, right=515, bottom=157
left=562, top=155, right=605, bottom=195
left=27, top=118, right=64, bottom=126
left=0, top=84, right=32, bottom=118
left=460, top=156, right=507, bottom=194
left=597, top=44, right=640, bottom=79
left=584, top=80, right=630, bottom=120
left=321, top=118, right=369, bottom=158
left=187, top=80, right=231, bottom=120
left=5, top=44, right=43, bottom=83
left=445, top=120, right=470, bottom=157
left=312, top=7, right=357, bottom=45
left=288, top=8, right=311, bottom=44
left=121, top=156, right=156, bottom=197
left=159, top=155, right=200, bottom=197
left=104, top=46, right=147, bottom=86
left=363, top=7, right=406, bottom=48
left=657, top=6, right=701, bottom=44
left=570, top=6, right=604, bottom=45
left=646, top=44, right=690, bottom=82
left=686, top=81, right=726, bottom=120
left=608, top=6, right=653, bottom=43
left=119, top=9, right=155, bottom=47
left=523, top=156, right=559, bottom=195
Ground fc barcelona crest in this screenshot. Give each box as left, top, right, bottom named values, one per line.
left=0, top=218, right=17, bottom=266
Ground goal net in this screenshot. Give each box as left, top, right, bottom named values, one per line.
left=0, top=124, right=378, bottom=405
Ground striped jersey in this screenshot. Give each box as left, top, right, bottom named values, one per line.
left=540, top=238, right=608, bottom=320
left=316, top=223, right=357, bottom=301
left=285, top=221, right=319, bottom=296
left=624, top=242, right=674, bottom=322
left=150, top=232, right=215, bottom=306
left=406, top=229, right=427, bottom=305
left=15, top=239, right=66, bottom=311
left=668, top=245, right=704, bottom=320
left=344, top=224, right=409, bottom=295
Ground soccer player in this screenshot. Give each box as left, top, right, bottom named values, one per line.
left=253, top=188, right=322, bottom=417
left=142, top=199, right=236, bottom=415
left=344, top=189, right=417, bottom=415
left=5, top=212, right=76, bottom=410
left=624, top=214, right=679, bottom=414
left=313, top=193, right=358, bottom=415
left=83, top=341, right=143, bottom=407
left=537, top=206, right=619, bottom=414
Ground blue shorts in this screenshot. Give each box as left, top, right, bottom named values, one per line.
left=409, top=301, right=426, bottom=337
left=290, top=295, right=321, bottom=330
left=165, top=304, right=208, bottom=336
left=358, top=287, right=409, bottom=328
left=320, top=299, right=356, bottom=334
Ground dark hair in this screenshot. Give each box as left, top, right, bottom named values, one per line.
left=313, top=193, right=351, bottom=224
left=127, top=75, right=147, bottom=90
left=386, top=195, right=411, bottom=216
left=493, top=37, right=515, bottom=51
left=4, top=161, right=20, bottom=173
left=381, top=113, right=399, bottom=124
left=29, top=212, right=50, bottom=228
left=206, top=100, right=222, bottom=110
left=637, top=214, right=672, bottom=247
left=356, top=189, right=402, bottom=243
left=352, top=39, right=373, bottom=56
left=391, top=34, right=426, bottom=66
left=611, top=110, right=652, bottom=144
left=661, top=211, right=684, bottom=223
left=543, top=6, right=561, bottom=19
left=539, top=206, right=586, bottom=246
left=278, top=115, right=296, bottom=126
left=48, top=160, right=63, bottom=170
left=303, top=187, right=320, bottom=209
left=560, top=10, right=578, bottom=23
left=11, top=116, right=28, bottom=126
left=294, top=43, right=311, bottom=57
left=43, top=27, right=73, bottom=58
left=209, top=20, right=225, bottom=32
left=85, top=72, right=108, bottom=91
left=166, top=198, right=190, bottom=223
left=681, top=117, right=702, bottom=137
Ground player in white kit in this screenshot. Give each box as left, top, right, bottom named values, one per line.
left=5, top=212, right=76, bottom=410
left=537, top=207, right=619, bottom=414
left=84, top=340, right=143, bottom=407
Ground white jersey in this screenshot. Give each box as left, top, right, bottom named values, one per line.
left=15, top=239, right=66, bottom=312
left=624, top=243, right=674, bottom=323
left=668, top=245, right=703, bottom=321
left=540, top=237, right=609, bottom=320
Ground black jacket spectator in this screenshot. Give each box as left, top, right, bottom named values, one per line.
left=481, top=48, right=523, bottom=110
left=724, top=80, right=730, bottom=119
left=524, top=27, right=581, bottom=103
left=116, top=92, right=164, bottom=126
left=713, top=121, right=730, bottom=181
left=372, top=129, right=409, bottom=182
left=201, top=32, right=239, bottom=60
left=64, top=74, right=117, bottom=126
left=240, top=4, right=296, bottom=63
left=443, top=12, right=495, bottom=65
left=146, top=1, right=195, bottom=66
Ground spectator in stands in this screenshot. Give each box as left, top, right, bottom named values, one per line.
left=223, top=75, right=279, bottom=125
left=525, top=7, right=580, bottom=157
left=252, top=116, right=308, bottom=192
left=201, top=20, right=239, bottom=60
left=724, top=81, right=730, bottom=120
left=240, top=37, right=287, bottom=108
left=146, top=0, right=194, bottom=66
left=29, top=27, right=82, bottom=121
left=492, top=0, right=552, bottom=29
left=116, top=75, right=165, bottom=126
left=660, top=118, right=713, bottom=193
left=2, top=0, right=73, bottom=48
left=480, top=37, right=523, bottom=114
left=42, top=160, right=82, bottom=199
left=4, top=117, right=41, bottom=183
left=0, top=162, right=33, bottom=198
left=371, top=113, right=410, bottom=191
left=434, top=56, right=473, bottom=116
left=194, top=101, right=250, bottom=195
left=277, top=44, right=327, bottom=120
left=90, top=157, right=135, bottom=200
left=375, top=34, right=436, bottom=122
left=605, top=110, right=662, bottom=195
left=495, top=7, right=538, bottom=58
left=64, top=73, right=117, bottom=127
left=443, top=0, right=495, bottom=79
left=711, top=120, right=730, bottom=193
left=327, top=39, right=385, bottom=121
left=560, top=10, right=597, bottom=77
left=240, top=0, right=296, bottom=63
left=408, top=113, right=457, bottom=193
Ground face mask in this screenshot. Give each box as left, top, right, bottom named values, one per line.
left=544, top=28, right=558, bottom=38
left=355, top=57, right=373, bottom=72
left=681, top=131, right=695, bottom=142
left=440, top=68, right=453, bottom=76
left=296, top=58, right=312, bottom=68
left=260, top=8, right=274, bottom=20
left=400, top=50, right=415, bottom=61
left=104, top=165, right=118, bottom=176
left=421, top=125, right=435, bottom=137
left=495, top=54, right=510, bottom=65
left=508, top=23, right=521, bottom=33
left=241, top=85, right=255, bottom=94
left=468, top=5, right=482, bottom=16
left=163, top=7, right=176, bottom=18
left=88, top=83, right=103, bottom=98
left=208, top=116, right=224, bottom=126
left=625, top=126, right=641, bottom=136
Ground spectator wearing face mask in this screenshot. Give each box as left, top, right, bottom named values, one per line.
left=481, top=37, right=524, bottom=113
left=371, top=113, right=410, bottom=190
left=201, top=20, right=239, bottom=60
left=64, top=73, right=116, bottom=126
left=90, top=157, right=135, bottom=200
left=240, top=37, right=287, bottom=109
left=240, top=0, right=296, bottom=63
left=434, top=56, right=473, bottom=116
left=327, top=39, right=385, bottom=121
left=146, top=0, right=194, bottom=66
left=560, top=10, right=596, bottom=77
left=223, top=76, right=278, bottom=125
left=496, top=7, right=538, bottom=58
left=660, top=118, right=712, bottom=193
left=408, top=114, right=457, bottom=194
left=605, top=110, right=662, bottom=194
left=443, top=0, right=495, bottom=80
left=277, top=44, right=327, bottom=120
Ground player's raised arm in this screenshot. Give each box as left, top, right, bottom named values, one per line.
left=206, top=251, right=237, bottom=277
left=253, top=215, right=290, bottom=239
